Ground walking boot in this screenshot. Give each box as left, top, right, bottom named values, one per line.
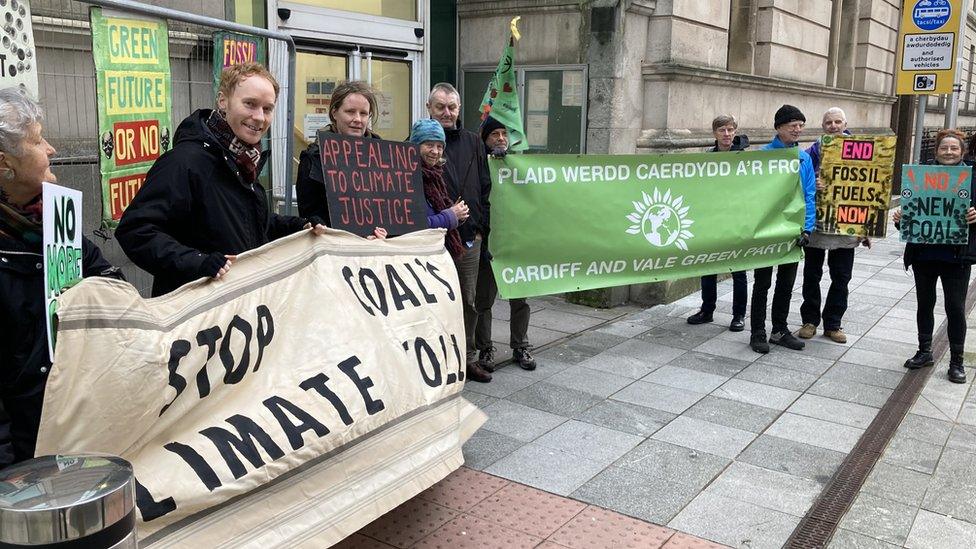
left=479, top=346, right=497, bottom=372
left=687, top=310, right=713, bottom=325
left=771, top=330, right=805, bottom=350
left=949, top=346, right=967, bottom=384
left=750, top=331, right=769, bottom=354
left=513, top=347, right=537, bottom=371
left=797, top=323, right=817, bottom=339
left=904, top=350, right=934, bottom=370
left=729, top=316, right=745, bottom=332
left=466, top=362, right=492, bottom=383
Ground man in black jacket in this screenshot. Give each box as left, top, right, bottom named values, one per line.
left=117, top=64, right=317, bottom=297
left=427, top=82, right=492, bottom=382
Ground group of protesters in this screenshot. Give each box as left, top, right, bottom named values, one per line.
left=685, top=105, right=976, bottom=386
left=2, top=59, right=976, bottom=469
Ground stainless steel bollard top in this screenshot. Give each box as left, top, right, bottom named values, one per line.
left=0, top=454, right=136, bottom=548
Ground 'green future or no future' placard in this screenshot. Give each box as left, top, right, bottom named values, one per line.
left=900, top=164, right=972, bottom=245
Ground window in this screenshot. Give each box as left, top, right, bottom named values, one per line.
left=286, top=0, right=417, bottom=21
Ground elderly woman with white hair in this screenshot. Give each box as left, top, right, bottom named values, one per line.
left=0, top=86, right=123, bottom=466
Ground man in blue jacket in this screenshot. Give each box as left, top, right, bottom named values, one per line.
left=750, top=104, right=817, bottom=353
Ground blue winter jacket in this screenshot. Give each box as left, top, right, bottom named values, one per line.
left=763, top=136, right=816, bottom=233
left=426, top=201, right=458, bottom=230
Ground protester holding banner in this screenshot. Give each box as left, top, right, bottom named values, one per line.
left=750, top=105, right=816, bottom=354
left=296, top=80, right=386, bottom=240
left=116, top=63, right=320, bottom=297
left=0, top=86, right=124, bottom=465
left=687, top=114, right=749, bottom=332
left=428, top=82, right=493, bottom=382
left=894, top=129, right=976, bottom=384
left=408, top=119, right=468, bottom=258
left=474, top=116, right=536, bottom=372
left=797, top=107, right=868, bottom=344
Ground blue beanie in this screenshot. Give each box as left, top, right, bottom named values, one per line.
left=409, top=119, right=446, bottom=145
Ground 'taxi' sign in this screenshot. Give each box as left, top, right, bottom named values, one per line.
left=897, top=0, right=964, bottom=95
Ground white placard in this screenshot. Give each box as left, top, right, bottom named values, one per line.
left=377, top=93, right=394, bottom=130
left=304, top=113, right=332, bottom=140
left=902, top=32, right=954, bottom=70
left=42, top=182, right=83, bottom=360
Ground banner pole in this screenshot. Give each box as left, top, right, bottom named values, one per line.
left=913, top=95, right=928, bottom=163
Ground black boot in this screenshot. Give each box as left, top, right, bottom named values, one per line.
left=949, top=345, right=967, bottom=384
left=750, top=331, right=769, bottom=354
left=687, top=310, right=713, bottom=325
left=904, top=350, right=934, bottom=370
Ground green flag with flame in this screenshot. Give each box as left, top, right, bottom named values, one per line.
left=479, top=17, right=528, bottom=152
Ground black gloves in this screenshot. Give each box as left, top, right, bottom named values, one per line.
left=797, top=231, right=811, bottom=248
left=489, top=147, right=507, bottom=158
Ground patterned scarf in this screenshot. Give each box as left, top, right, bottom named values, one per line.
left=205, top=110, right=263, bottom=184
left=422, top=162, right=464, bottom=259
left=0, top=188, right=43, bottom=246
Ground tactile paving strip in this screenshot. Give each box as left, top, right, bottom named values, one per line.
left=785, top=278, right=976, bottom=548
left=549, top=505, right=675, bottom=549
left=468, top=482, right=587, bottom=538
left=413, top=514, right=543, bottom=549
left=416, top=466, right=510, bottom=512
left=662, top=532, right=730, bottom=549
left=357, top=498, right=459, bottom=549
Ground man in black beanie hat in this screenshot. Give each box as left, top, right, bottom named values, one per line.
left=749, top=104, right=817, bottom=353
left=474, top=117, right=537, bottom=371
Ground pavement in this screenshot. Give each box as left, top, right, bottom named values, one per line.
left=346, top=225, right=976, bottom=549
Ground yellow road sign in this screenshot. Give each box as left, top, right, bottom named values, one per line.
left=896, top=0, right=964, bottom=95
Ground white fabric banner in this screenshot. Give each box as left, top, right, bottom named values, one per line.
left=35, top=228, right=484, bottom=547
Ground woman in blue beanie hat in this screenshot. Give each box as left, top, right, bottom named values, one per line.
left=410, top=119, right=468, bottom=259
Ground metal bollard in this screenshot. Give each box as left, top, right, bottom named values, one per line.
left=0, top=454, right=136, bottom=548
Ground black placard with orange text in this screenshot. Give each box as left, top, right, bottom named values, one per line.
left=317, top=132, right=428, bottom=237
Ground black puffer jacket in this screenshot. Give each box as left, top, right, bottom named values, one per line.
left=296, top=125, right=382, bottom=225
left=0, top=234, right=123, bottom=466
left=116, top=109, right=307, bottom=297
left=444, top=123, right=491, bottom=243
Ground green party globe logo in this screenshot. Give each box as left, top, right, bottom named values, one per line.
left=625, top=189, right=695, bottom=251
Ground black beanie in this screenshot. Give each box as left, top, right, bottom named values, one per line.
left=774, top=104, right=805, bottom=128
left=480, top=116, right=506, bottom=143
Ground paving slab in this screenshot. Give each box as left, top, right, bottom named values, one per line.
left=666, top=351, right=751, bottom=377
left=544, top=365, right=635, bottom=398
left=572, top=399, right=676, bottom=438
left=534, top=420, right=644, bottom=466
left=893, top=413, right=954, bottom=447
left=880, top=433, right=944, bottom=475
left=692, top=337, right=762, bottom=363
left=610, top=380, right=706, bottom=414
left=614, top=438, right=730, bottom=486
left=904, top=509, right=976, bottom=549
left=738, top=435, right=846, bottom=484
left=860, top=461, right=932, bottom=507
left=920, top=448, right=976, bottom=524
left=485, top=443, right=607, bottom=497
left=828, top=528, right=902, bottom=549
left=838, top=492, right=918, bottom=546
left=755, top=351, right=835, bottom=376
left=712, top=378, right=801, bottom=411
left=820, top=362, right=905, bottom=390
left=668, top=491, right=800, bottom=549
left=571, top=466, right=702, bottom=525
left=765, top=412, right=864, bottom=453
left=576, top=351, right=661, bottom=379
left=734, top=361, right=819, bottom=392
left=808, top=377, right=893, bottom=408
left=507, top=382, right=605, bottom=417
left=642, top=365, right=729, bottom=394
left=479, top=399, right=567, bottom=442
left=463, top=369, right=537, bottom=398
left=706, top=461, right=822, bottom=517
left=462, top=430, right=524, bottom=471
left=683, top=395, right=782, bottom=434
left=787, top=393, right=881, bottom=429
left=609, top=339, right=687, bottom=364
left=650, top=416, right=756, bottom=460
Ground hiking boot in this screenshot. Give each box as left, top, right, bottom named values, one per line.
left=750, top=331, right=769, bottom=354
left=949, top=352, right=967, bottom=384
left=687, top=310, right=713, bottom=325
left=771, top=330, right=805, bottom=350
left=904, top=350, right=934, bottom=370
left=466, top=362, right=492, bottom=383
left=797, top=323, right=817, bottom=339
left=479, top=346, right=497, bottom=372
left=513, top=347, right=537, bottom=371
left=729, top=316, right=745, bottom=332
left=824, top=329, right=847, bottom=344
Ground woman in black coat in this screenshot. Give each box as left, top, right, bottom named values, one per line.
left=0, top=86, right=124, bottom=466
left=894, top=129, right=976, bottom=383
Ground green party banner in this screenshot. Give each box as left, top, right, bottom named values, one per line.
left=900, top=164, right=971, bottom=245
left=212, top=31, right=267, bottom=95
left=818, top=134, right=895, bottom=237
left=488, top=149, right=805, bottom=299
left=90, top=7, right=173, bottom=227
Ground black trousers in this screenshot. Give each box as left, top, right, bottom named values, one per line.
left=475, top=256, right=530, bottom=351
left=751, top=262, right=799, bottom=334
left=800, top=247, right=854, bottom=331
left=454, top=237, right=481, bottom=364
left=700, top=271, right=748, bottom=317
left=912, top=261, right=971, bottom=351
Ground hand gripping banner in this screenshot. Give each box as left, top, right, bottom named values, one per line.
left=488, top=149, right=806, bottom=299
left=35, top=229, right=484, bottom=547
